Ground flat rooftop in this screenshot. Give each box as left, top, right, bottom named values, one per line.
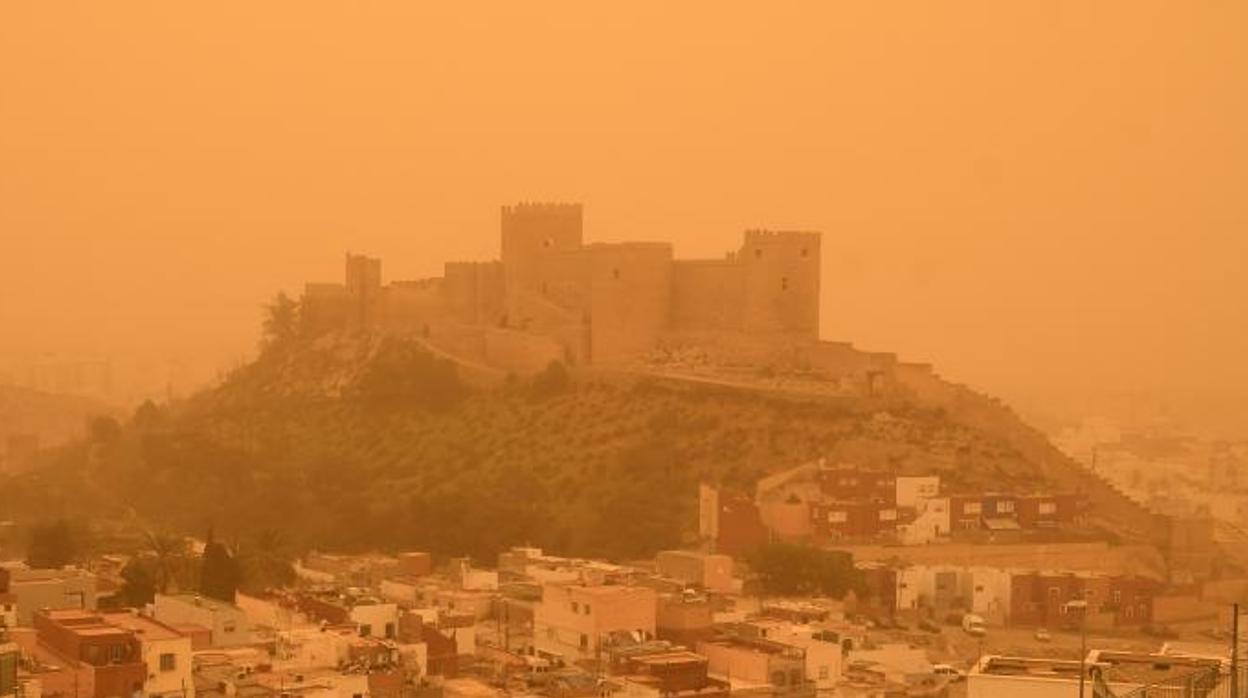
left=99, top=611, right=184, bottom=641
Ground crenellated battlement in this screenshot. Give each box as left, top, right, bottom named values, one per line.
left=302, top=203, right=824, bottom=366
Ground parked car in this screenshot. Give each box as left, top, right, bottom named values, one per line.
left=932, top=664, right=966, bottom=682
left=1034, top=628, right=1052, bottom=642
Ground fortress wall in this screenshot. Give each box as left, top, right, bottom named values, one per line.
left=422, top=322, right=489, bottom=363
left=385, top=280, right=446, bottom=331
left=739, top=231, right=821, bottom=338
left=670, top=259, right=744, bottom=331
left=482, top=327, right=567, bottom=373
left=444, top=261, right=505, bottom=326
left=587, top=242, right=674, bottom=363
left=302, top=283, right=350, bottom=336
left=541, top=248, right=591, bottom=313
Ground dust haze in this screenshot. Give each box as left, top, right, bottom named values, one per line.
left=2, top=2, right=1245, bottom=418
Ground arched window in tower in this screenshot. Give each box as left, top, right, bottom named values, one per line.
left=755, top=248, right=763, bottom=259
left=801, top=247, right=809, bottom=258
left=612, top=268, right=620, bottom=280
left=781, top=276, right=789, bottom=291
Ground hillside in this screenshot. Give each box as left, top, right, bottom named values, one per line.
left=0, top=385, right=119, bottom=458
left=0, top=333, right=1131, bottom=562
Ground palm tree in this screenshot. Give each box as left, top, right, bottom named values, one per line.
left=144, top=531, right=189, bottom=595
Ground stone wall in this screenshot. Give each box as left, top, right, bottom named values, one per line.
left=587, top=242, right=673, bottom=363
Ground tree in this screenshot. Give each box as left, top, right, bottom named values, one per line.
left=117, top=557, right=158, bottom=607
left=746, top=542, right=863, bottom=598
left=261, top=292, right=300, bottom=352
left=353, top=339, right=467, bottom=411
left=529, top=360, right=571, bottom=399
left=200, top=529, right=242, bottom=602
left=88, top=416, right=123, bottom=445
left=237, top=528, right=295, bottom=593
left=144, top=532, right=190, bottom=594
left=132, top=400, right=166, bottom=432
left=25, top=520, right=78, bottom=569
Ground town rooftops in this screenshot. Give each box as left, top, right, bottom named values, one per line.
left=973, top=655, right=1084, bottom=679
left=974, top=652, right=1221, bottom=686
left=39, top=609, right=130, bottom=638
left=162, top=593, right=240, bottom=612
left=98, top=611, right=184, bottom=641
left=630, top=650, right=708, bottom=667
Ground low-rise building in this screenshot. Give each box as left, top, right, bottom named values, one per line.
left=535, top=584, right=656, bottom=662
left=0, top=564, right=97, bottom=625
left=25, top=609, right=147, bottom=698
left=99, top=611, right=193, bottom=698
left=655, top=552, right=735, bottom=594
left=695, top=635, right=810, bottom=695
left=967, top=652, right=1223, bottom=697
left=614, top=650, right=729, bottom=698
left=152, top=594, right=250, bottom=647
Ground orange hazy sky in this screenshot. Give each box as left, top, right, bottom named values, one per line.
left=2, top=2, right=1245, bottom=401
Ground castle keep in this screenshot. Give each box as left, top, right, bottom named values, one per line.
left=301, top=203, right=829, bottom=372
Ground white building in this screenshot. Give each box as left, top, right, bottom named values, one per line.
left=0, top=564, right=96, bottom=625
left=898, top=497, right=950, bottom=545
left=968, top=652, right=1226, bottom=698
left=349, top=601, right=399, bottom=639
left=534, top=583, right=656, bottom=661
left=152, top=594, right=250, bottom=647
left=895, top=476, right=940, bottom=508
left=100, top=612, right=195, bottom=698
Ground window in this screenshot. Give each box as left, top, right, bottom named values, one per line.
left=755, top=248, right=763, bottom=259
left=160, top=654, right=176, bottom=672
left=1112, top=591, right=1122, bottom=604
left=360, top=624, right=372, bottom=637
left=583, top=605, right=591, bottom=616
left=781, top=277, right=788, bottom=290
left=997, top=501, right=1015, bottom=514
left=975, top=585, right=984, bottom=593
left=818, top=666, right=828, bottom=680
left=579, top=634, right=589, bottom=650
left=223, top=621, right=237, bottom=634
left=963, top=502, right=982, bottom=515
left=385, top=622, right=396, bottom=639
left=801, top=248, right=809, bottom=258
left=1038, top=502, right=1057, bottom=515
left=827, top=511, right=848, bottom=523
left=571, top=601, right=580, bottom=613
left=879, top=509, right=898, bottom=522
left=110, top=644, right=125, bottom=664
left=612, top=268, right=620, bottom=280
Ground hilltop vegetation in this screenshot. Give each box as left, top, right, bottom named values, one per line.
left=0, top=334, right=1061, bottom=563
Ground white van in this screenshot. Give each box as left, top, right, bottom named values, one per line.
left=961, top=614, right=986, bottom=636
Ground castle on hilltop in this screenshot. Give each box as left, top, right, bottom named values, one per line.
left=301, top=203, right=938, bottom=395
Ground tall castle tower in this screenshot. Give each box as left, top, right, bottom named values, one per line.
left=345, top=253, right=382, bottom=330
left=738, top=230, right=821, bottom=338
left=499, top=203, right=584, bottom=323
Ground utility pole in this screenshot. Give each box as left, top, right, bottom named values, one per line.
left=1064, top=599, right=1089, bottom=698
left=1233, top=602, right=1240, bottom=698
